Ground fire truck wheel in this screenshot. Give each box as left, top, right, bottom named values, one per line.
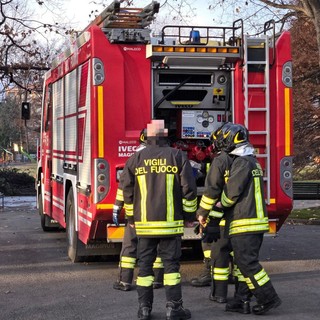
left=66, top=188, right=84, bottom=263
left=39, top=194, right=59, bottom=232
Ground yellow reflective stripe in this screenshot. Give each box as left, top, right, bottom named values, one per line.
left=219, top=219, right=226, bottom=226
left=199, top=195, right=217, bottom=211
left=245, top=277, right=255, bottom=290
left=120, top=261, right=136, bottom=269
left=284, top=87, right=291, bottom=156
left=116, top=188, right=124, bottom=202
left=167, top=174, right=174, bottom=221
left=136, top=227, right=184, bottom=236
left=121, top=256, right=136, bottom=263
left=164, top=273, right=181, bottom=286
left=231, top=217, right=269, bottom=227
left=137, top=275, right=154, bottom=287
left=209, top=209, right=224, bottom=219
left=221, top=191, right=235, bottom=207
left=137, top=175, right=147, bottom=222
left=229, top=218, right=269, bottom=235
left=238, top=274, right=246, bottom=282
left=229, top=224, right=270, bottom=235
left=254, top=176, right=264, bottom=219
left=203, top=249, right=211, bottom=259
left=254, top=268, right=270, bottom=287
left=136, top=221, right=184, bottom=228
left=97, top=86, right=104, bottom=157
left=135, top=221, right=184, bottom=236
left=153, top=257, right=163, bottom=269
left=213, top=267, right=230, bottom=281
left=182, top=198, right=197, bottom=212
left=124, top=203, right=133, bottom=216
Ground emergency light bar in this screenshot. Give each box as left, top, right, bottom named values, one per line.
left=146, top=44, right=241, bottom=64
left=151, top=46, right=240, bottom=54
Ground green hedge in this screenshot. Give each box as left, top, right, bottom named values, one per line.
left=0, top=167, right=36, bottom=196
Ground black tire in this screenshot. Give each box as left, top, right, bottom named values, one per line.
left=66, top=188, right=84, bottom=262
left=39, top=194, right=58, bottom=232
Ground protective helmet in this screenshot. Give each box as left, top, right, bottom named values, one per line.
left=210, top=122, right=233, bottom=151
left=139, top=128, right=147, bottom=145
left=222, top=123, right=249, bottom=153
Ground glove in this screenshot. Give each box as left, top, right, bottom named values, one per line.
left=201, top=218, right=221, bottom=243
left=112, top=205, right=122, bottom=226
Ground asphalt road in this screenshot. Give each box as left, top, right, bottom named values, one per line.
left=0, top=198, right=320, bottom=320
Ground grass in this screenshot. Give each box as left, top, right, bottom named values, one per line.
left=289, top=207, right=320, bottom=220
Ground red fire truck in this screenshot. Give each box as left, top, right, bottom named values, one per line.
left=36, top=1, right=293, bottom=262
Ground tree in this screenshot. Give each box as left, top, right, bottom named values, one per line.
left=205, top=1, right=320, bottom=64
left=0, top=98, right=21, bottom=152
left=0, top=0, right=73, bottom=95
left=291, top=17, right=320, bottom=179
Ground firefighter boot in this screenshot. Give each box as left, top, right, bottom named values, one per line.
left=225, top=299, right=251, bottom=314
left=252, top=295, right=282, bottom=315
left=225, top=282, right=251, bottom=314
left=153, top=268, right=164, bottom=289
left=252, top=285, right=282, bottom=315
left=113, top=267, right=134, bottom=291
left=209, top=279, right=228, bottom=303
left=166, top=299, right=191, bottom=320
left=113, top=281, right=132, bottom=291
left=113, top=268, right=133, bottom=291
left=190, top=258, right=211, bottom=287
left=137, top=302, right=152, bottom=320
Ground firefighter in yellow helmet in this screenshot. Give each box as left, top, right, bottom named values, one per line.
left=120, top=119, right=197, bottom=320
left=199, top=123, right=281, bottom=315
left=113, top=129, right=164, bottom=291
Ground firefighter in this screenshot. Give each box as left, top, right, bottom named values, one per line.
left=206, top=123, right=282, bottom=315
left=120, top=119, right=197, bottom=320
left=195, top=122, right=236, bottom=302
left=113, top=129, right=164, bottom=291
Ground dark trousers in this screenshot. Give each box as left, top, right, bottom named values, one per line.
left=231, top=233, right=278, bottom=303
left=211, top=228, right=233, bottom=298
left=118, top=224, right=164, bottom=284
left=118, top=223, right=138, bottom=283
left=137, top=237, right=182, bottom=306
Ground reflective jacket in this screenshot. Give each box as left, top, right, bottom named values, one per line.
left=120, top=142, right=197, bottom=237
left=197, top=151, right=234, bottom=219
left=114, top=144, right=146, bottom=209
left=221, top=155, right=269, bottom=236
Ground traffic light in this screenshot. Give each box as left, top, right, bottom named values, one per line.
left=21, top=102, right=30, bottom=120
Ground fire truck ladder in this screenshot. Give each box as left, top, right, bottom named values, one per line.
left=86, top=1, right=159, bottom=29
left=84, top=1, right=159, bottom=43
left=243, top=35, right=271, bottom=204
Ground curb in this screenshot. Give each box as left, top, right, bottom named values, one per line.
left=286, top=218, right=320, bottom=226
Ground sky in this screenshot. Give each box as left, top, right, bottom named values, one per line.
left=60, top=0, right=226, bottom=31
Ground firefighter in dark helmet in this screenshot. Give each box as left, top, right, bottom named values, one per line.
left=199, top=123, right=282, bottom=315
left=195, top=122, right=236, bottom=303
left=113, top=129, right=164, bottom=292
left=120, top=119, right=197, bottom=320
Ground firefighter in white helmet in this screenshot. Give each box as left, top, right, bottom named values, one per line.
left=120, top=119, right=197, bottom=320
left=113, top=129, right=164, bottom=292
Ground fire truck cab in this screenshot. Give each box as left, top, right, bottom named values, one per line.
left=36, top=1, right=293, bottom=262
